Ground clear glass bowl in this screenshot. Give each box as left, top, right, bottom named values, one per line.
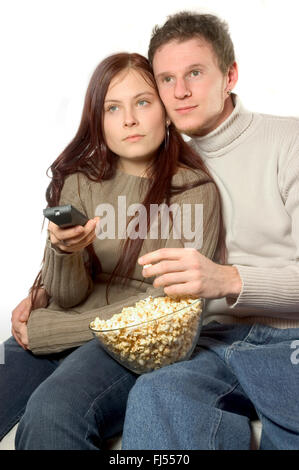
left=89, top=296, right=203, bottom=375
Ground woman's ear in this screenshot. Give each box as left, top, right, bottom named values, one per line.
left=166, top=118, right=171, bottom=127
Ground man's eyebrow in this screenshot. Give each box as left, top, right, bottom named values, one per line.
left=105, top=91, right=156, bottom=103
left=156, top=63, right=207, bottom=79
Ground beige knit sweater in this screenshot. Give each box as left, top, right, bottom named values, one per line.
left=191, top=94, right=299, bottom=329
left=28, top=168, right=220, bottom=354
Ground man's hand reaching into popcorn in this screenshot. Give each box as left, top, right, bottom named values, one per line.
left=139, top=248, right=242, bottom=302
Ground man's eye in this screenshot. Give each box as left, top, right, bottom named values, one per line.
left=190, top=70, right=200, bottom=77
left=163, top=76, right=173, bottom=83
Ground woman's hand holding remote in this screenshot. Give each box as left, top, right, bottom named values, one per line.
left=48, top=217, right=100, bottom=253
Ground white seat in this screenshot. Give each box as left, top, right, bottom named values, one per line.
left=0, top=421, right=262, bottom=450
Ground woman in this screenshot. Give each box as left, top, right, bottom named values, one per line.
left=1, top=53, right=223, bottom=450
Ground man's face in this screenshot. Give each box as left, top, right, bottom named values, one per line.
left=152, top=38, right=234, bottom=137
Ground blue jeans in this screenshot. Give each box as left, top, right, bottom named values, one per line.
left=122, top=321, right=299, bottom=450
left=0, top=337, right=136, bottom=449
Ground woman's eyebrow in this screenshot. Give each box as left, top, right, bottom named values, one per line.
left=105, top=91, right=156, bottom=103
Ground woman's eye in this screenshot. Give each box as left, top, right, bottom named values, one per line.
left=137, top=100, right=149, bottom=107
left=107, top=105, right=119, bottom=113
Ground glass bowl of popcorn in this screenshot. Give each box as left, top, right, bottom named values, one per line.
left=89, top=295, right=203, bottom=375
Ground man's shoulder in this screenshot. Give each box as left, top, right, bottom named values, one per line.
left=256, top=110, right=299, bottom=123
left=253, top=110, right=299, bottom=134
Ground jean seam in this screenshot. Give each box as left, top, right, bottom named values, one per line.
left=212, top=380, right=240, bottom=410
left=0, top=406, right=26, bottom=441
left=243, top=323, right=274, bottom=346
left=209, top=409, right=222, bottom=450
left=207, top=380, right=240, bottom=450
left=241, top=323, right=258, bottom=343
left=224, top=323, right=259, bottom=364
left=84, top=372, right=133, bottom=444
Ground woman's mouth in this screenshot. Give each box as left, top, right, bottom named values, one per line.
left=124, top=135, right=144, bottom=142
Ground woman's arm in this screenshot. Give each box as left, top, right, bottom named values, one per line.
left=41, top=173, right=95, bottom=308
left=27, top=284, right=164, bottom=355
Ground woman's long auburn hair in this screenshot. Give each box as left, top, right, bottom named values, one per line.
left=29, top=52, right=226, bottom=310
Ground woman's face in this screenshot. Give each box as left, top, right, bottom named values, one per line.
left=103, top=69, right=166, bottom=170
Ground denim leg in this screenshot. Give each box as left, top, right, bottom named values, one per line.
left=0, top=336, right=61, bottom=440
left=122, top=322, right=256, bottom=450
left=15, top=339, right=137, bottom=450
left=227, top=324, right=299, bottom=450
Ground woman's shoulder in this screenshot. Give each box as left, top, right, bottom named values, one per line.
left=171, top=166, right=218, bottom=204
left=62, top=171, right=93, bottom=193
left=172, top=165, right=210, bottom=185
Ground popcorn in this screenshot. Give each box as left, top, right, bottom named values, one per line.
left=90, top=296, right=202, bottom=374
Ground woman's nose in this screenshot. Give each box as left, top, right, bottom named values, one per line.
left=123, top=110, right=138, bottom=127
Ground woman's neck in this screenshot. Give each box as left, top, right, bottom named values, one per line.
left=117, top=159, right=151, bottom=178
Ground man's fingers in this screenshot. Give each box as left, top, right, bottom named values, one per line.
left=11, top=298, right=30, bottom=323
left=11, top=326, right=27, bottom=350
left=153, top=271, right=192, bottom=288
left=143, top=260, right=187, bottom=278
left=163, top=281, right=201, bottom=299
left=138, top=248, right=198, bottom=266
left=139, top=248, right=183, bottom=265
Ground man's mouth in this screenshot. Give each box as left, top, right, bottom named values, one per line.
left=175, top=105, right=198, bottom=115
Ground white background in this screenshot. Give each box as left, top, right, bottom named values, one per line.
left=0, top=0, right=298, bottom=341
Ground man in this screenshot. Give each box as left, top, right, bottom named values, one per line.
left=121, top=12, right=299, bottom=450
left=9, top=11, right=299, bottom=450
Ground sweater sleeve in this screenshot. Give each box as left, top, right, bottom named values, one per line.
left=27, top=285, right=164, bottom=355
left=228, top=141, right=299, bottom=313
left=41, top=173, right=93, bottom=308
left=27, top=177, right=220, bottom=355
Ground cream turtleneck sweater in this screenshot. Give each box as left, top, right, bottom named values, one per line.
left=190, top=94, right=299, bottom=329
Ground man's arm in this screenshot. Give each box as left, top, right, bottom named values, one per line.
left=139, top=248, right=242, bottom=299
left=11, top=287, right=49, bottom=349
left=140, top=148, right=299, bottom=314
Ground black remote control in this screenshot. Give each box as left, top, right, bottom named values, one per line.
left=43, top=204, right=88, bottom=228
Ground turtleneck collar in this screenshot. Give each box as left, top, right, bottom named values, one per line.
left=190, top=93, right=257, bottom=158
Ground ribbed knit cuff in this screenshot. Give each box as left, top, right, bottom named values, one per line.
left=41, top=238, right=92, bottom=308
left=227, top=264, right=299, bottom=313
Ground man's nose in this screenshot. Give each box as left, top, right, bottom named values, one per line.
left=174, top=79, right=191, bottom=99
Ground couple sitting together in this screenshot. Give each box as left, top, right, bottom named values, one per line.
left=1, top=11, right=299, bottom=450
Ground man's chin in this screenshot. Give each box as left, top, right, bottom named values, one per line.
left=175, top=123, right=203, bottom=138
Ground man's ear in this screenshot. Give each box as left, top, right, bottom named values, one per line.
left=226, top=61, right=238, bottom=93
